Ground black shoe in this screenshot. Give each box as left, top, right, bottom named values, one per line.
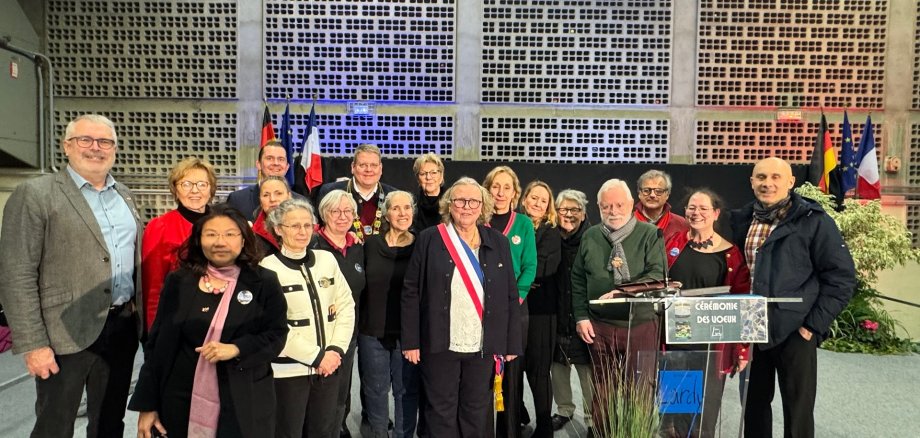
left=340, top=426, right=351, bottom=438
left=520, top=407, right=531, bottom=426
left=551, top=414, right=572, bottom=431
left=388, top=419, right=394, bottom=430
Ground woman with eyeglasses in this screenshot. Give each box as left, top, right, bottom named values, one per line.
left=359, top=191, right=420, bottom=437
left=250, top=176, right=293, bottom=255
left=483, top=166, right=536, bottom=438
left=402, top=177, right=521, bottom=437
left=517, top=181, right=562, bottom=438
left=412, top=153, right=446, bottom=231
left=142, top=157, right=217, bottom=331
left=130, top=204, right=288, bottom=438
left=312, top=189, right=367, bottom=436
left=549, top=190, right=595, bottom=433
left=661, top=189, right=751, bottom=438
left=260, top=198, right=355, bottom=438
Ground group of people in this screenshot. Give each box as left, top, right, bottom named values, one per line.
left=0, top=113, right=856, bottom=438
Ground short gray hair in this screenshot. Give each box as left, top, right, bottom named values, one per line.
left=597, top=179, right=633, bottom=203
left=384, top=190, right=416, bottom=213
left=637, top=169, right=672, bottom=192
left=64, top=114, right=118, bottom=145
left=266, top=198, right=316, bottom=243
left=556, top=189, right=588, bottom=210
left=318, top=189, right=358, bottom=223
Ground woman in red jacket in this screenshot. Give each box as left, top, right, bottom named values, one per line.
left=663, top=189, right=751, bottom=438
left=141, top=157, right=217, bottom=331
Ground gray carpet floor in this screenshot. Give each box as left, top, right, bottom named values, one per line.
left=1, top=348, right=917, bottom=437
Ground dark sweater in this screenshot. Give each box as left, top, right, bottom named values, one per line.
left=527, top=222, right=562, bottom=315
left=413, top=187, right=443, bottom=232
left=360, top=234, right=415, bottom=342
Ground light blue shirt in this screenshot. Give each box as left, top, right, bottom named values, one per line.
left=66, top=166, right=137, bottom=305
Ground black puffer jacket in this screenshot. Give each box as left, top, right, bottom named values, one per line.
left=730, top=193, right=856, bottom=349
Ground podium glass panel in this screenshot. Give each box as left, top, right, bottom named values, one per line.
left=637, top=349, right=749, bottom=438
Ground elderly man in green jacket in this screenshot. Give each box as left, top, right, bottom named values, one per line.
left=571, top=178, right=665, bottom=427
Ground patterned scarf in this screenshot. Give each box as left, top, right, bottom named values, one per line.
left=600, top=215, right=637, bottom=284
left=751, top=196, right=792, bottom=224
left=188, top=263, right=241, bottom=438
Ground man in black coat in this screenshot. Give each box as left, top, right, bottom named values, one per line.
left=227, top=140, right=306, bottom=220
left=731, top=157, right=856, bottom=438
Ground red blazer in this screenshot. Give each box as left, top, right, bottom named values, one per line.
left=141, top=210, right=192, bottom=331
left=665, top=232, right=752, bottom=372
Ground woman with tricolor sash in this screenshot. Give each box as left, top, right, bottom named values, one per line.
left=483, top=166, right=537, bottom=438
left=401, top=177, right=522, bottom=438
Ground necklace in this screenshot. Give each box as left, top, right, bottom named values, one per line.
left=203, top=274, right=228, bottom=294
left=347, top=180, right=384, bottom=240
left=687, top=233, right=717, bottom=250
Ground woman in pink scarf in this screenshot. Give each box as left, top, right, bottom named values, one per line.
left=129, top=204, right=288, bottom=438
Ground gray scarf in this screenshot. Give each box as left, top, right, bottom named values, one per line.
left=601, top=215, right=637, bottom=284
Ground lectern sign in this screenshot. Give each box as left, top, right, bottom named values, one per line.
left=665, top=296, right=768, bottom=344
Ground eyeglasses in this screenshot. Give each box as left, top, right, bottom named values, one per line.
left=329, top=208, right=355, bottom=217
left=177, top=181, right=210, bottom=192
left=67, top=136, right=116, bottom=150
left=280, top=223, right=313, bottom=232
left=685, top=206, right=713, bottom=213
left=202, top=231, right=242, bottom=240
left=639, top=188, right=669, bottom=196
left=418, top=170, right=441, bottom=178
left=557, top=207, right=583, bottom=215
left=451, top=198, right=482, bottom=209
left=599, top=203, right=627, bottom=212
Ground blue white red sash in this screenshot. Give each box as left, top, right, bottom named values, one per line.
left=437, top=223, right=485, bottom=319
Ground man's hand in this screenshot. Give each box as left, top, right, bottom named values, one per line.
left=505, top=354, right=518, bottom=362
left=403, top=349, right=420, bottom=364
left=598, top=289, right=622, bottom=300
left=24, top=347, right=59, bottom=380
left=195, top=341, right=240, bottom=363
left=137, top=411, right=166, bottom=438
left=798, top=326, right=813, bottom=341
left=576, top=320, right=595, bottom=344
left=317, top=351, right=342, bottom=377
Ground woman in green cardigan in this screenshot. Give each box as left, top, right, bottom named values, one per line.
left=483, top=165, right=537, bottom=438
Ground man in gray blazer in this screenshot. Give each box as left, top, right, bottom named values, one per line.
left=0, top=114, right=144, bottom=438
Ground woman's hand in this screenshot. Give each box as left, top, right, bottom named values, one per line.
left=403, top=349, right=421, bottom=364
left=138, top=411, right=166, bottom=438
left=195, top=341, right=240, bottom=363
left=317, top=351, right=342, bottom=377
left=505, top=354, right=518, bottom=362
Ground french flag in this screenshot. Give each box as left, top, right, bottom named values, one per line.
left=293, top=103, right=323, bottom=196
left=855, top=115, right=881, bottom=200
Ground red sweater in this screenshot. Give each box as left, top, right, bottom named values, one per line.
left=141, top=209, right=193, bottom=331
left=634, top=203, right=689, bottom=243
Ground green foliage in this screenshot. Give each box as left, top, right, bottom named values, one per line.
left=592, top=357, right=660, bottom=438
left=795, top=184, right=920, bottom=354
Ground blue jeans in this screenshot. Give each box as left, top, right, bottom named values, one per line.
left=357, top=334, right=420, bottom=437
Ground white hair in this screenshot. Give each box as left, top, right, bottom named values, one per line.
left=597, top=179, right=633, bottom=203
left=64, top=114, right=118, bottom=144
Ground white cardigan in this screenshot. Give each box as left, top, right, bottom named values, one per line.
left=260, top=249, right=355, bottom=378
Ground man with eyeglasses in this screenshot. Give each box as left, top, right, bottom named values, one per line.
left=315, top=144, right=397, bottom=242
left=633, top=169, right=689, bottom=243
left=0, top=114, right=144, bottom=437
left=227, top=139, right=307, bottom=221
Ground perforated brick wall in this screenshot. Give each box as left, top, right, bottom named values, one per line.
left=480, top=117, right=669, bottom=163
left=273, top=111, right=454, bottom=158
left=53, top=109, right=238, bottom=219
left=697, top=0, right=887, bottom=108
left=263, top=0, right=456, bottom=102
left=695, top=119, right=882, bottom=164
left=481, top=0, right=671, bottom=105
left=46, top=0, right=238, bottom=99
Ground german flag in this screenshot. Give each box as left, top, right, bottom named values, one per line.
left=807, top=113, right=844, bottom=209
left=260, top=105, right=276, bottom=148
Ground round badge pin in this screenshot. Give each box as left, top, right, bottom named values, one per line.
left=511, top=235, right=521, bottom=245
left=237, top=290, right=253, bottom=305
left=669, top=247, right=680, bottom=257
left=355, top=263, right=363, bottom=273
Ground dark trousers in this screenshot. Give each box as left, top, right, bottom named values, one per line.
left=421, top=351, right=494, bottom=438
left=496, top=305, right=528, bottom=438
left=523, top=314, right=555, bottom=438
left=588, top=319, right=659, bottom=430
left=744, top=332, right=817, bottom=438
left=275, top=373, right=342, bottom=438
left=336, top=333, right=358, bottom=430
left=32, top=305, right=139, bottom=438
left=357, top=335, right=420, bottom=437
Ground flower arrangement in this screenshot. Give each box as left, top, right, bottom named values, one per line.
left=795, top=183, right=920, bottom=354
